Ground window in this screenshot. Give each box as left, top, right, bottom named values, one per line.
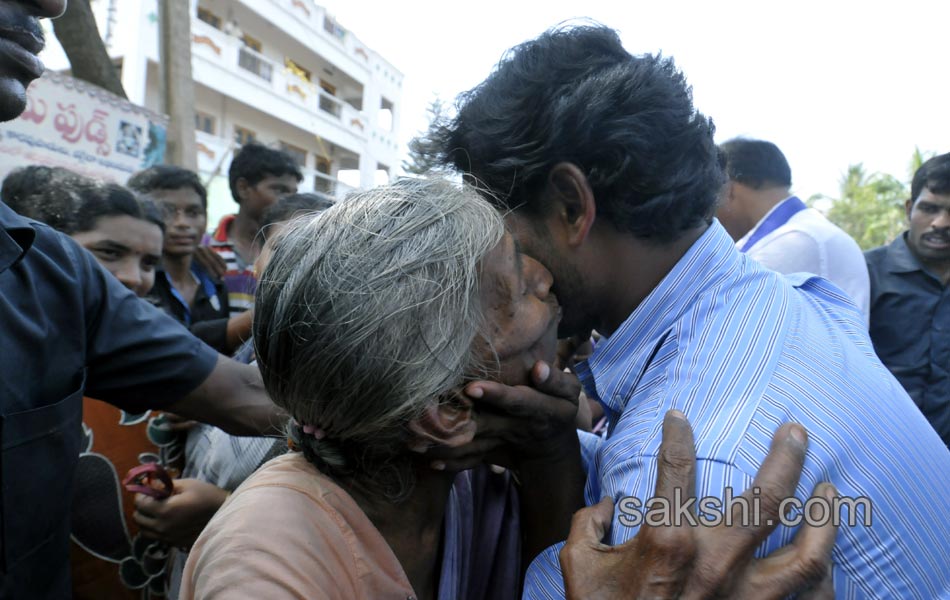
left=314, top=157, right=333, bottom=194
left=285, top=58, right=311, bottom=82
left=241, top=34, right=262, bottom=52
left=234, top=126, right=256, bottom=147
left=237, top=36, right=272, bottom=82
left=319, top=79, right=336, bottom=96
left=323, top=16, right=345, bottom=41
left=279, top=142, right=307, bottom=167
left=317, top=79, right=340, bottom=118
left=379, top=97, right=394, bottom=132
left=194, top=111, right=215, bottom=135
left=197, top=7, right=222, bottom=29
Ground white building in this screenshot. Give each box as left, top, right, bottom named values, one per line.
left=43, top=0, right=403, bottom=223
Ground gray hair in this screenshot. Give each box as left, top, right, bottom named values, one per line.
left=253, top=176, right=504, bottom=499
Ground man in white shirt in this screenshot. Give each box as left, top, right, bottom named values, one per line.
left=716, top=138, right=870, bottom=322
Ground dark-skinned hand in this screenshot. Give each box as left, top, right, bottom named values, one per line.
left=424, top=360, right=581, bottom=471
left=560, top=410, right=836, bottom=600
left=193, top=246, right=228, bottom=281
left=134, top=478, right=230, bottom=549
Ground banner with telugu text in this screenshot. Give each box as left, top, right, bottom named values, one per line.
left=0, top=71, right=168, bottom=185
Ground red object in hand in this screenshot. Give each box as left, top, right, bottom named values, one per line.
left=123, top=463, right=174, bottom=499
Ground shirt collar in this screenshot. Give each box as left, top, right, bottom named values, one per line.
left=734, top=195, right=797, bottom=249
left=576, top=222, right=741, bottom=417
left=575, top=222, right=741, bottom=418
left=212, top=213, right=237, bottom=242
left=0, top=200, right=37, bottom=273
left=884, top=232, right=925, bottom=274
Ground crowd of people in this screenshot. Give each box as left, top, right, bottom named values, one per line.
left=0, top=1, right=948, bottom=599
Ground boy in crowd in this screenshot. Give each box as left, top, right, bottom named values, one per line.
left=129, top=166, right=252, bottom=354
left=203, top=143, right=302, bottom=315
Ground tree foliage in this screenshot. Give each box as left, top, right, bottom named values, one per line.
left=402, top=98, right=449, bottom=176
left=812, top=149, right=937, bottom=251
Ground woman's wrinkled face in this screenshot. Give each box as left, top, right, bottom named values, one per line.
left=71, top=215, right=163, bottom=297
left=478, top=232, right=561, bottom=386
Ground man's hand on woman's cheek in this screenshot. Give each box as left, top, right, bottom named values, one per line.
left=423, top=360, right=581, bottom=471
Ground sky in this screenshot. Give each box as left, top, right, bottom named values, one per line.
left=322, top=0, right=949, bottom=201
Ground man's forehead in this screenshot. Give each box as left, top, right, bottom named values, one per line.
left=917, top=188, right=950, bottom=206
left=150, top=187, right=202, bottom=205
left=260, top=173, right=298, bottom=185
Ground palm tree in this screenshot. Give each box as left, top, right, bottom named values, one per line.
left=820, top=163, right=907, bottom=250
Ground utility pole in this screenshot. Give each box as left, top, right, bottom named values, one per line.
left=159, top=0, right=197, bottom=169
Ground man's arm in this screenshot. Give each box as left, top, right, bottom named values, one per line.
left=75, top=242, right=282, bottom=436
left=163, top=354, right=285, bottom=437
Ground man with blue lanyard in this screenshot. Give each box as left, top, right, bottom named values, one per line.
left=716, top=138, right=870, bottom=323
left=129, top=165, right=254, bottom=355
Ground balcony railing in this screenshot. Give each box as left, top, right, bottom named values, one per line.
left=238, top=46, right=274, bottom=81
left=317, top=90, right=342, bottom=118
left=191, top=19, right=374, bottom=142
left=313, top=169, right=355, bottom=198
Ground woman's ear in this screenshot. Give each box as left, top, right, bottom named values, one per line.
left=406, top=395, right=475, bottom=452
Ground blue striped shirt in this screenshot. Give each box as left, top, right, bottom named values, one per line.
left=523, top=222, right=950, bottom=599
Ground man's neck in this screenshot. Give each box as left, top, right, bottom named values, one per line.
left=745, top=188, right=793, bottom=233
left=343, top=466, right=454, bottom=600
left=594, top=223, right=709, bottom=336
left=229, top=211, right=262, bottom=262
left=163, top=252, right=193, bottom=282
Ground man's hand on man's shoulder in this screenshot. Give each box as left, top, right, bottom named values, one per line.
left=560, top=411, right=836, bottom=600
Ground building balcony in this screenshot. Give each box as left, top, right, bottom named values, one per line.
left=190, top=19, right=376, bottom=154
left=312, top=168, right=356, bottom=198
left=231, top=0, right=402, bottom=91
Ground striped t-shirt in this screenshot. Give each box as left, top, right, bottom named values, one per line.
left=524, top=222, right=950, bottom=599
left=204, top=214, right=256, bottom=317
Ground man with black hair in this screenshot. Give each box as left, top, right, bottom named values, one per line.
left=866, top=152, right=950, bottom=446
left=207, top=142, right=302, bottom=315
left=129, top=165, right=253, bottom=354
left=435, top=24, right=950, bottom=598
left=716, top=138, right=869, bottom=322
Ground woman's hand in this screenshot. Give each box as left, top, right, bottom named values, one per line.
left=133, top=478, right=230, bottom=548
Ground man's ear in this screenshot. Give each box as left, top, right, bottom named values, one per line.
left=905, top=197, right=914, bottom=221
left=543, top=162, right=596, bottom=248
left=235, top=177, right=250, bottom=203
left=406, top=396, right=475, bottom=452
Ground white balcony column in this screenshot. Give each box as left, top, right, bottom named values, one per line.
left=357, top=152, right=375, bottom=190
left=389, top=101, right=400, bottom=138
left=120, top=0, right=149, bottom=106
left=363, top=83, right=380, bottom=132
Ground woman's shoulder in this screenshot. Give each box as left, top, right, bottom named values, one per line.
left=183, top=453, right=414, bottom=598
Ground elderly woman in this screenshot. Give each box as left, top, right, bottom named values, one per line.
left=181, top=178, right=581, bottom=600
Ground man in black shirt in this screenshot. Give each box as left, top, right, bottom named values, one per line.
left=866, top=152, right=950, bottom=446
left=0, top=2, right=280, bottom=595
